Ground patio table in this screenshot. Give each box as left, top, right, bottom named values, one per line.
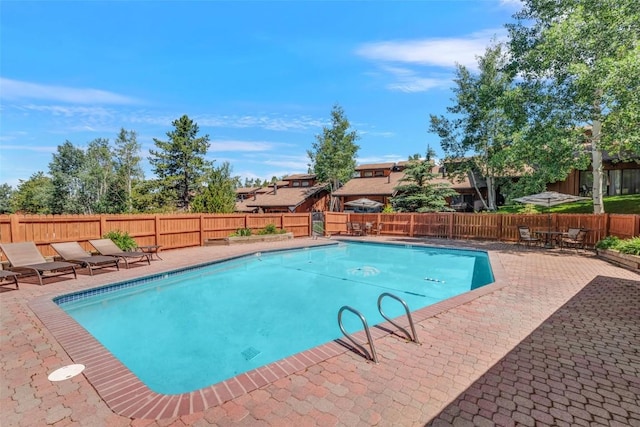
left=534, top=231, right=565, bottom=248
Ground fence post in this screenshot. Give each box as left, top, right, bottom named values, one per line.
left=199, top=214, right=204, bottom=246
left=496, top=214, right=503, bottom=241
left=100, top=215, right=107, bottom=237
left=409, top=214, right=415, bottom=237
left=154, top=215, right=161, bottom=246
left=10, top=214, right=20, bottom=243
left=448, top=213, right=454, bottom=239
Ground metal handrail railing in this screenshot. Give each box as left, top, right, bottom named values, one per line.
left=338, top=306, right=379, bottom=363
left=377, top=293, right=420, bottom=344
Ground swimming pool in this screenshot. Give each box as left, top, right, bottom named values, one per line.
left=57, top=242, right=493, bottom=394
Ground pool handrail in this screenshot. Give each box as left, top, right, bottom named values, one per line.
left=337, top=306, right=379, bottom=363
left=377, top=292, right=420, bottom=344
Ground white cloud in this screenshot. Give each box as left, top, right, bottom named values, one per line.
left=356, top=29, right=508, bottom=93
left=210, top=140, right=274, bottom=152
left=356, top=29, right=507, bottom=70
left=379, top=66, right=451, bottom=92
left=0, top=78, right=140, bottom=105
left=0, top=144, right=57, bottom=153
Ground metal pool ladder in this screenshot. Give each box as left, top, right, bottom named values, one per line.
left=338, top=306, right=379, bottom=363
left=338, top=293, right=420, bottom=363
left=377, top=292, right=420, bottom=344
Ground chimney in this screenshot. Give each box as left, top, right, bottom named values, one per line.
left=273, top=184, right=277, bottom=195
left=387, top=175, right=391, bottom=184
left=253, top=192, right=257, bottom=201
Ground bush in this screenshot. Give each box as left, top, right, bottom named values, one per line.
left=595, top=236, right=640, bottom=256
left=595, top=236, right=620, bottom=250
left=257, top=223, right=286, bottom=235
left=230, top=228, right=252, bottom=237
left=617, top=237, right=640, bottom=256
left=103, top=230, right=137, bottom=251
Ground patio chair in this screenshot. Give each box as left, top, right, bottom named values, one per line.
left=560, top=228, right=588, bottom=251
left=51, top=242, right=120, bottom=276
left=351, top=222, right=364, bottom=236
left=517, top=226, right=541, bottom=247
left=0, top=242, right=77, bottom=286
left=0, top=270, right=20, bottom=290
left=88, top=239, right=151, bottom=268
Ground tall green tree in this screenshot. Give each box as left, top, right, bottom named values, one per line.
left=0, top=183, right=14, bottom=214
left=192, top=162, right=238, bottom=213
left=80, top=138, right=117, bottom=213
left=429, top=43, right=530, bottom=210
left=114, top=128, right=143, bottom=213
left=149, top=115, right=212, bottom=211
left=307, top=104, right=360, bottom=211
left=390, top=149, right=458, bottom=212
left=508, top=0, right=640, bottom=213
left=49, top=141, right=86, bottom=214
left=10, top=172, right=54, bottom=214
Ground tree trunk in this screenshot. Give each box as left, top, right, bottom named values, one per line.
left=590, top=90, right=605, bottom=214
left=469, top=170, right=489, bottom=210
left=485, top=175, right=496, bottom=211
left=591, top=116, right=605, bottom=214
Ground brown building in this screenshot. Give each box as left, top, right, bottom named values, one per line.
left=235, top=174, right=330, bottom=213
left=332, top=161, right=483, bottom=212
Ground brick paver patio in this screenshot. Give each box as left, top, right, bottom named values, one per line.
left=427, top=275, right=640, bottom=427
left=1, top=237, right=638, bottom=426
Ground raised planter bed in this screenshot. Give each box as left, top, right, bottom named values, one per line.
left=597, top=249, right=640, bottom=272
left=205, top=232, right=294, bottom=246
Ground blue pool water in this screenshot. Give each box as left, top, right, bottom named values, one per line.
left=58, top=242, right=493, bottom=394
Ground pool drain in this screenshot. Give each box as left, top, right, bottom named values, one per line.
left=241, top=347, right=261, bottom=361
left=48, top=364, right=85, bottom=381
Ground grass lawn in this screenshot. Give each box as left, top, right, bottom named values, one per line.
left=497, top=194, right=640, bottom=214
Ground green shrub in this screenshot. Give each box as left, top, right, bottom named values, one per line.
left=103, top=230, right=137, bottom=251
left=595, top=236, right=620, bottom=250
left=257, top=223, right=286, bottom=235
left=230, top=228, right=252, bottom=237
left=617, top=237, right=640, bottom=256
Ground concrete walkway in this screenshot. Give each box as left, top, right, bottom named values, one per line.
left=1, top=237, right=638, bottom=426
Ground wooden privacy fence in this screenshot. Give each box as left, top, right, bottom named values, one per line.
left=1, top=212, right=638, bottom=258
left=325, top=212, right=640, bottom=247
left=0, top=213, right=312, bottom=258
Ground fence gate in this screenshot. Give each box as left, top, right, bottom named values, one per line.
left=312, top=212, right=325, bottom=237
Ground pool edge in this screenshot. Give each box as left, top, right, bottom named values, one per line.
left=28, top=240, right=510, bottom=420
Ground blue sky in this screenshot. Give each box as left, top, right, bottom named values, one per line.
left=0, top=1, right=521, bottom=188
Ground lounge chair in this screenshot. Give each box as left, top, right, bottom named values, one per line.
left=0, top=242, right=77, bottom=286
left=51, top=242, right=120, bottom=275
left=517, top=226, right=541, bottom=247
left=0, top=270, right=19, bottom=290
left=88, top=239, right=151, bottom=268
left=560, top=228, right=588, bottom=251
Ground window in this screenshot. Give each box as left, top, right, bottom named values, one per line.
left=301, top=181, right=310, bottom=187
left=374, top=170, right=384, bottom=177
left=292, top=181, right=300, bottom=187
left=608, top=170, right=621, bottom=195
left=621, top=169, right=640, bottom=195
left=364, top=171, right=373, bottom=177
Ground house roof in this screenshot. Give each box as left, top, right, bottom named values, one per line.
left=283, top=173, right=316, bottom=180
left=333, top=165, right=477, bottom=197
left=242, top=183, right=328, bottom=209
left=355, top=162, right=395, bottom=171
left=333, top=172, right=406, bottom=196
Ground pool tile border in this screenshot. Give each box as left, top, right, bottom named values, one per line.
left=28, top=241, right=510, bottom=419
